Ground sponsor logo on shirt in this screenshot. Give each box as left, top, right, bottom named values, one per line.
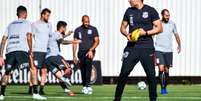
left=129, top=14, right=134, bottom=26
left=78, top=32, right=82, bottom=39
left=9, top=35, right=20, bottom=39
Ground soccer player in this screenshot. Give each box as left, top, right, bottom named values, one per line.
left=73, top=15, right=100, bottom=95
left=28, top=8, right=52, bottom=95
left=0, top=6, right=46, bottom=100
left=45, top=21, right=80, bottom=96
left=155, top=9, right=181, bottom=94
left=113, top=0, right=163, bottom=101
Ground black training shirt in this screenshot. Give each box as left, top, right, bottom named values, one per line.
left=74, top=25, right=99, bottom=51
left=123, top=5, right=160, bottom=48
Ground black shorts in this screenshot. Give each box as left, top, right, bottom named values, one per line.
left=5, top=51, right=29, bottom=73
left=155, top=51, right=173, bottom=67
left=45, top=55, right=66, bottom=73
left=33, top=52, right=46, bottom=69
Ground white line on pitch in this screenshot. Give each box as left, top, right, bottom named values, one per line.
left=5, top=96, right=201, bottom=100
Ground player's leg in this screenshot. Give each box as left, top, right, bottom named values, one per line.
left=155, top=51, right=167, bottom=94
left=140, top=48, right=157, bottom=101
left=28, top=78, right=33, bottom=94
left=78, top=52, right=88, bottom=93
left=45, top=56, right=72, bottom=87
left=158, top=65, right=166, bottom=94
left=39, top=67, right=47, bottom=95
left=0, top=52, right=16, bottom=100
left=83, top=57, right=93, bottom=94
left=163, top=66, right=169, bottom=93
left=26, top=52, right=47, bottom=100
left=31, top=52, right=47, bottom=95
left=163, top=52, right=173, bottom=93
left=114, top=47, right=139, bottom=101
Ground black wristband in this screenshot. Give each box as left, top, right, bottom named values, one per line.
left=145, top=31, right=148, bottom=36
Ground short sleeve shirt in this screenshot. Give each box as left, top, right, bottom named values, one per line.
left=5, top=19, right=32, bottom=53
left=46, top=31, right=63, bottom=58
left=74, top=25, right=99, bottom=51
left=32, top=20, right=52, bottom=52
left=155, top=20, right=178, bottom=52
left=123, top=5, right=160, bottom=48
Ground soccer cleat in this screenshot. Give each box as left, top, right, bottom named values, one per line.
left=160, top=89, right=168, bottom=95
left=0, top=95, right=4, bottom=100
left=164, top=89, right=168, bottom=94
left=67, top=91, right=76, bottom=96
left=87, top=87, right=93, bottom=95
left=32, top=94, right=47, bottom=100
left=64, top=88, right=71, bottom=93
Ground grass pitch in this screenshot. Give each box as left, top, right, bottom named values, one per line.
left=2, top=84, right=201, bottom=101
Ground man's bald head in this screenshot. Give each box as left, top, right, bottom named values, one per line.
left=82, top=15, right=90, bottom=28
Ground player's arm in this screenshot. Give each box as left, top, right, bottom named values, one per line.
left=26, top=33, right=33, bottom=53
left=146, top=19, right=163, bottom=36
left=0, top=35, right=8, bottom=66
left=59, top=39, right=81, bottom=45
left=62, top=30, right=73, bottom=38
left=90, top=36, right=99, bottom=52
left=86, top=36, right=99, bottom=59
left=120, top=21, right=131, bottom=41
left=26, top=33, right=35, bottom=69
left=174, top=33, right=181, bottom=53
left=72, top=38, right=79, bottom=64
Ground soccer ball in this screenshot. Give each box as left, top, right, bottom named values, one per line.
left=137, top=81, right=146, bottom=90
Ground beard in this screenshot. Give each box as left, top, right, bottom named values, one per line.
left=162, top=18, right=169, bottom=23
left=43, top=19, right=48, bottom=23
left=61, top=31, right=65, bottom=35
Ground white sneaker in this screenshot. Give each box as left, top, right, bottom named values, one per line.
left=82, top=87, right=88, bottom=94
left=33, top=94, right=47, bottom=100
left=87, top=87, right=93, bottom=95
left=64, top=88, right=71, bottom=93
left=0, top=95, right=4, bottom=100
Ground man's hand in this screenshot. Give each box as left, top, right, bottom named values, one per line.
left=66, top=30, right=74, bottom=36
left=139, top=28, right=146, bottom=36
left=0, top=57, right=5, bottom=66
left=177, top=46, right=181, bottom=53
left=28, top=50, right=34, bottom=58
left=86, top=50, right=94, bottom=59
left=126, top=34, right=132, bottom=41
left=73, top=56, right=79, bottom=64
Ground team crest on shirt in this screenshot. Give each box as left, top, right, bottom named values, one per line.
left=88, top=29, right=92, bottom=35
left=142, top=12, right=149, bottom=18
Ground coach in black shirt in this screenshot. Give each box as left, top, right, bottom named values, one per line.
left=73, top=15, right=99, bottom=94
left=114, top=0, right=162, bottom=101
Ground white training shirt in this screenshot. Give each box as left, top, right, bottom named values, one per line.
left=46, top=31, right=62, bottom=58
left=155, top=20, right=178, bottom=52
left=32, top=20, right=52, bottom=52
left=4, top=19, right=32, bottom=54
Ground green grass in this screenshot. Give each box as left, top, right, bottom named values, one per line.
left=3, top=84, right=201, bottom=101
